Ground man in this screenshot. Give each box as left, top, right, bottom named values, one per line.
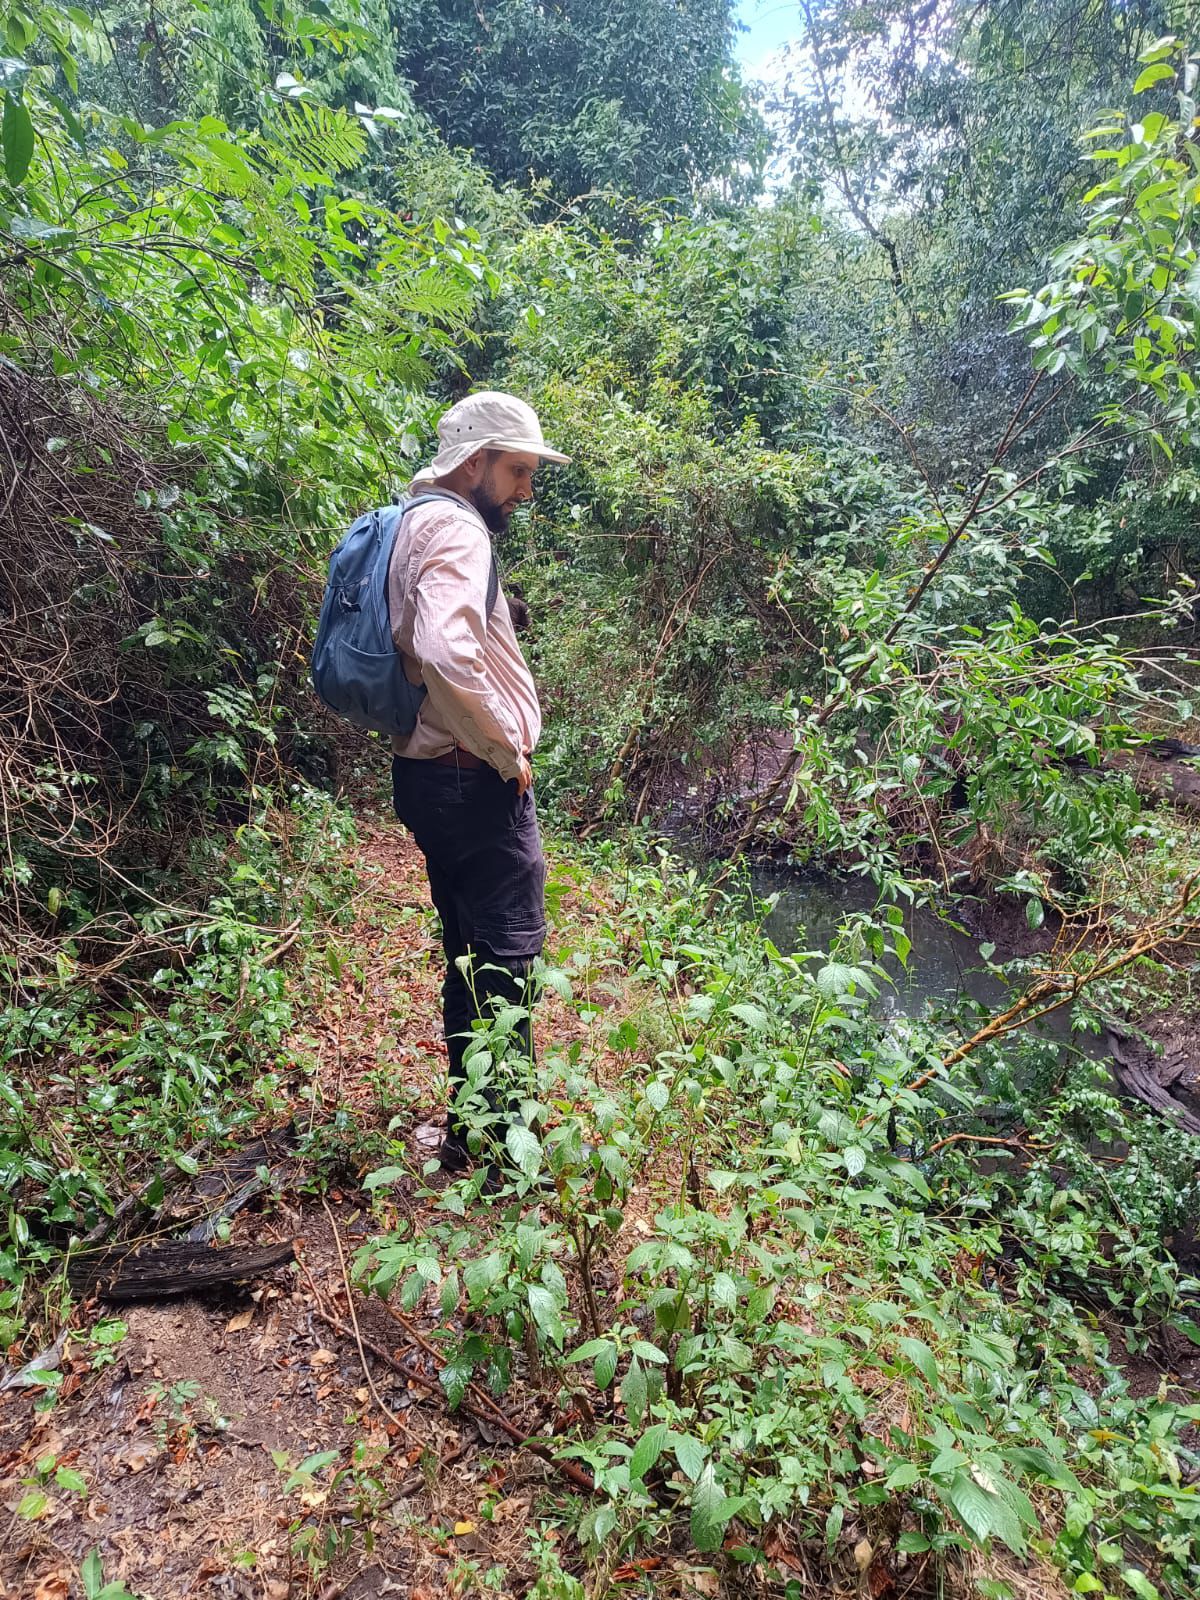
left=387, top=391, right=569, bottom=1183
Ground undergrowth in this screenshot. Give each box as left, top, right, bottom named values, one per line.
left=354, top=842, right=1200, bottom=1599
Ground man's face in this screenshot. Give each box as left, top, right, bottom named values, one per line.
left=468, top=450, right=538, bottom=533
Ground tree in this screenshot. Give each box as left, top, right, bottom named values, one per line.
left=388, top=0, right=766, bottom=201
left=771, top=1, right=1197, bottom=470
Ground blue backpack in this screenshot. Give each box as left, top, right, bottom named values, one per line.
left=311, top=493, right=498, bottom=737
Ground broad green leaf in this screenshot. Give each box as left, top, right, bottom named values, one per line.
left=1133, top=62, right=1175, bottom=92
left=526, top=1284, right=565, bottom=1348
left=886, top=1460, right=921, bottom=1490
left=943, top=1467, right=1024, bottom=1551
left=711, top=1271, right=737, bottom=1309
left=81, top=1549, right=104, bottom=1600
left=284, top=1449, right=339, bottom=1491
left=463, top=1252, right=504, bottom=1303
left=690, top=1464, right=734, bottom=1552
left=897, top=1336, right=938, bottom=1386
left=1120, top=1572, right=1161, bottom=1600
left=506, top=1124, right=542, bottom=1179
left=897, top=1531, right=930, bottom=1553
left=363, top=1165, right=405, bottom=1190
left=2, top=92, right=33, bottom=184
left=629, top=1422, right=670, bottom=1482
left=566, top=1337, right=612, bottom=1364
left=440, top=1353, right=472, bottom=1409
left=674, top=1433, right=707, bottom=1481
left=645, top=1079, right=669, bottom=1112
left=594, top=1343, right=618, bottom=1389
left=620, top=1359, right=648, bottom=1428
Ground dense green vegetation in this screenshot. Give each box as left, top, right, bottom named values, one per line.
left=3, top=1, right=1200, bottom=1596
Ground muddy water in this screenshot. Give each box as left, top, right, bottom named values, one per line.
left=749, top=863, right=1013, bottom=1020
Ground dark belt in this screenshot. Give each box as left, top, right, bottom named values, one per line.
left=430, top=746, right=486, bottom=770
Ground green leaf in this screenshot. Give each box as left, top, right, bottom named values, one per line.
left=2, top=92, right=33, bottom=184
left=897, top=1336, right=938, bottom=1386
left=526, top=1284, right=565, bottom=1349
left=620, top=1359, right=648, bottom=1428
left=1120, top=1571, right=1161, bottom=1600
left=439, top=1268, right=459, bottom=1318
left=440, top=1353, right=472, bottom=1409
left=362, top=1165, right=405, bottom=1190
left=711, top=1271, right=737, bottom=1309
left=943, top=1467, right=1024, bottom=1552
left=566, top=1338, right=612, bottom=1364
left=463, top=1252, right=503, bottom=1304
left=284, top=1449, right=340, bottom=1491
left=844, top=1146, right=866, bottom=1178
left=730, top=1002, right=768, bottom=1031
left=886, top=1460, right=921, bottom=1490
left=630, top=1338, right=668, bottom=1364
left=16, top=1488, right=48, bottom=1519
left=1133, top=62, right=1175, bottom=92
left=506, top=1124, right=542, bottom=1180
left=55, top=1465, right=87, bottom=1494
left=690, top=1464, right=734, bottom=1552
left=629, top=1422, right=670, bottom=1482
left=897, top=1531, right=930, bottom=1553
left=594, top=1343, right=618, bottom=1389
left=674, top=1433, right=707, bottom=1482
left=81, top=1548, right=104, bottom=1600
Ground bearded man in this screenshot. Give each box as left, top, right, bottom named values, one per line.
left=387, top=392, right=569, bottom=1185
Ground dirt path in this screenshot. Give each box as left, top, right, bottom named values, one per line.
left=0, top=819, right=629, bottom=1600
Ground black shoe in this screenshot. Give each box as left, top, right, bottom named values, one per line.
left=438, top=1133, right=472, bottom=1173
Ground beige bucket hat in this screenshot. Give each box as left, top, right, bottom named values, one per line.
left=410, top=391, right=570, bottom=487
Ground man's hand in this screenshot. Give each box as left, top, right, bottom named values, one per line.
left=515, top=756, right=533, bottom=795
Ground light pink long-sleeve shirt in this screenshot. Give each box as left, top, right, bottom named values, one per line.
left=387, top=490, right=541, bottom=780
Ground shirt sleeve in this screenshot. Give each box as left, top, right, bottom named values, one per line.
left=409, top=515, right=526, bottom=780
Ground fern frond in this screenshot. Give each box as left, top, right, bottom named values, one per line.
left=273, top=101, right=367, bottom=183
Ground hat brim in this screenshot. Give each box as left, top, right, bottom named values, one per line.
left=487, top=436, right=571, bottom=465
left=412, top=436, right=571, bottom=485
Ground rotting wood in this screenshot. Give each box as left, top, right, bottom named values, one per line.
left=1106, top=1028, right=1200, bottom=1137
left=69, top=1237, right=296, bottom=1299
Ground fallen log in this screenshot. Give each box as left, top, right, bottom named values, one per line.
left=1106, top=1028, right=1200, bottom=1137
left=68, top=1238, right=296, bottom=1300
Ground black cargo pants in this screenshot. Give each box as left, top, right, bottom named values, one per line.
left=391, top=756, right=547, bottom=1141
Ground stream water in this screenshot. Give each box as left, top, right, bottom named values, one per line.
left=750, top=862, right=1010, bottom=1019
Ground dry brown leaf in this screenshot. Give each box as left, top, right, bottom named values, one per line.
left=684, top=1572, right=720, bottom=1598
left=489, top=1495, right=528, bottom=1524
left=309, top=1348, right=336, bottom=1366
left=33, top=1573, right=70, bottom=1600
left=226, top=1309, right=253, bottom=1332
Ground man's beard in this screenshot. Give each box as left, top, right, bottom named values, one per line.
left=468, top=474, right=512, bottom=534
